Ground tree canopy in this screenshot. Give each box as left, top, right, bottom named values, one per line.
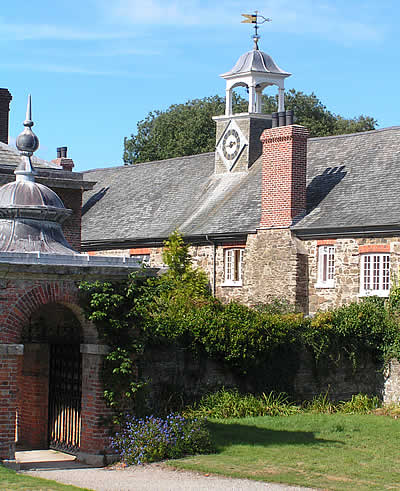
left=123, top=90, right=377, bottom=165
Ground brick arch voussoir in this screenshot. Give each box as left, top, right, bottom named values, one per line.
left=1, top=281, right=79, bottom=344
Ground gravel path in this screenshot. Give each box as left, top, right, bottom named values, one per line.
left=23, top=461, right=314, bottom=491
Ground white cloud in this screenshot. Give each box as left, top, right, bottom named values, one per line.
left=105, top=0, right=383, bottom=43
left=0, top=18, right=135, bottom=41
left=2, top=62, right=134, bottom=77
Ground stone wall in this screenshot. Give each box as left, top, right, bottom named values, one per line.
left=383, top=359, right=400, bottom=404
left=138, top=344, right=400, bottom=410
left=89, top=229, right=308, bottom=311
left=304, top=236, right=400, bottom=314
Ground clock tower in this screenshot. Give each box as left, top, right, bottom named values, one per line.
left=214, top=37, right=291, bottom=173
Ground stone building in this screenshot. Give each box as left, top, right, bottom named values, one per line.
left=0, top=95, right=151, bottom=466
left=81, top=40, right=400, bottom=316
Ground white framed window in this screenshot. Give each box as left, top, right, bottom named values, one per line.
left=316, top=245, right=335, bottom=288
left=223, top=248, right=244, bottom=286
left=129, top=253, right=150, bottom=266
left=360, top=253, right=390, bottom=297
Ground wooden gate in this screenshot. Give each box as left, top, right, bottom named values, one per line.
left=48, top=343, right=82, bottom=454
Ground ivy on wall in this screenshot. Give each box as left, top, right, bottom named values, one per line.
left=79, top=231, right=400, bottom=417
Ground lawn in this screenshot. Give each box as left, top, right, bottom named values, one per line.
left=0, top=464, right=86, bottom=490
left=169, top=413, right=400, bottom=490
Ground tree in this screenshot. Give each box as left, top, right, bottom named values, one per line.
left=123, top=90, right=376, bottom=164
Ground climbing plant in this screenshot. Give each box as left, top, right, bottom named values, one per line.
left=80, top=231, right=400, bottom=417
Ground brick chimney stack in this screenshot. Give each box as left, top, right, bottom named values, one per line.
left=52, top=146, right=74, bottom=171
left=0, top=89, right=12, bottom=144
left=260, top=125, right=309, bottom=228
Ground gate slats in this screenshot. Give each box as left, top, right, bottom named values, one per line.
left=48, top=344, right=82, bottom=454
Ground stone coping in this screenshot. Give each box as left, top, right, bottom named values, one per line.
left=0, top=251, right=145, bottom=268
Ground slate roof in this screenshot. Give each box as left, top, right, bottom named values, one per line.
left=297, top=126, right=400, bottom=234
left=81, top=126, right=400, bottom=246
left=0, top=141, right=60, bottom=169
left=82, top=153, right=261, bottom=245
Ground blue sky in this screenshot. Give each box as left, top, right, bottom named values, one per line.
left=2, top=0, right=398, bottom=171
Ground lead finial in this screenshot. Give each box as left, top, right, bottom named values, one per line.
left=241, top=11, right=271, bottom=50
left=15, top=95, right=39, bottom=181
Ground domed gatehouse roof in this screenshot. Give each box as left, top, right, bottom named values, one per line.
left=0, top=96, right=75, bottom=254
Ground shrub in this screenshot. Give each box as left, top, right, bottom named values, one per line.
left=185, top=388, right=299, bottom=419
left=338, top=394, right=381, bottom=414
left=111, top=413, right=215, bottom=465
left=305, top=392, right=337, bottom=414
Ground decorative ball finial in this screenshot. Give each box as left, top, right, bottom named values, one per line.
left=16, top=94, right=39, bottom=156
left=15, top=95, right=38, bottom=181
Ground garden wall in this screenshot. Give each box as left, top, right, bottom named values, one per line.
left=139, top=345, right=399, bottom=409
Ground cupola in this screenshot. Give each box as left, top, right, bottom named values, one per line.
left=221, top=37, right=291, bottom=116
left=214, top=29, right=292, bottom=174
left=0, top=96, right=76, bottom=254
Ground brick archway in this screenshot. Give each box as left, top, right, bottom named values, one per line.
left=0, top=278, right=111, bottom=464
left=0, top=280, right=79, bottom=345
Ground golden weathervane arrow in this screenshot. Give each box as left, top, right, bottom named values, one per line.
left=241, top=11, right=271, bottom=49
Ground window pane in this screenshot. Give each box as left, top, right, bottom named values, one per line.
left=364, top=255, right=371, bottom=291
left=383, top=255, right=390, bottom=290
left=328, top=247, right=335, bottom=280
left=373, top=255, right=380, bottom=290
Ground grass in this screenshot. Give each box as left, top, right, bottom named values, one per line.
left=168, top=413, right=400, bottom=490
left=0, top=464, right=87, bottom=490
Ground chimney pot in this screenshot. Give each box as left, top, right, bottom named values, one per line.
left=56, top=147, right=61, bottom=158
left=60, top=146, right=67, bottom=158
left=286, top=110, right=294, bottom=125
left=0, top=88, right=12, bottom=145
left=272, top=112, right=279, bottom=128
left=278, top=111, right=286, bottom=127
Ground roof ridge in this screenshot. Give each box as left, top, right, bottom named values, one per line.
left=84, top=151, right=216, bottom=173
left=309, top=126, right=400, bottom=142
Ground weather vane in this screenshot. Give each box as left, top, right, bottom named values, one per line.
left=241, top=11, right=271, bottom=50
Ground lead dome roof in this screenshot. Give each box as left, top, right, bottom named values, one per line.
left=221, top=48, right=290, bottom=77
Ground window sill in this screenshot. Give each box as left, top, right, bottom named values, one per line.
left=314, top=283, right=335, bottom=289
left=221, top=282, right=243, bottom=287
left=359, top=291, right=390, bottom=298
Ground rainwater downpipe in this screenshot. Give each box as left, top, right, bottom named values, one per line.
left=205, top=235, right=217, bottom=296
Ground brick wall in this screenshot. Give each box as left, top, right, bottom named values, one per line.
left=17, top=344, right=49, bottom=448
left=80, top=350, right=114, bottom=461
left=0, top=350, right=19, bottom=460
left=260, top=125, right=309, bottom=228
left=0, top=279, right=78, bottom=344
left=56, top=187, right=82, bottom=252
left=0, top=88, right=12, bottom=145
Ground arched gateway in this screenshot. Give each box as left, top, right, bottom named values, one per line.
left=0, top=98, right=152, bottom=466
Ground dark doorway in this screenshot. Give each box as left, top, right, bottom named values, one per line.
left=48, top=343, right=82, bottom=454
left=18, top=303, right=82, bottom=453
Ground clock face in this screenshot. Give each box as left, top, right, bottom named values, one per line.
left=222, top=128, right=240, bottom=161
left=216, top=120, right=248, bottom=171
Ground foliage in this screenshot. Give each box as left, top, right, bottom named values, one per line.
left=299, top=297, right=400, bottom=367
left=184, top=388, right=299, bottom=419
left=79, top=275, right=149, bottom=417
left=123, top=94, right=247, bottom=164
left=338, top=393, right=381, bottom=414
left=80, top=231, right=400, bottom=418
left=111, top=413, right=214, bottom=465
left=123, top=91, right=376, bottom=164
left=304, top=392, right=337, bottom=414
left=263, top=89, right=376, bottom=138
left=305, top=392, right=381, bottom=414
